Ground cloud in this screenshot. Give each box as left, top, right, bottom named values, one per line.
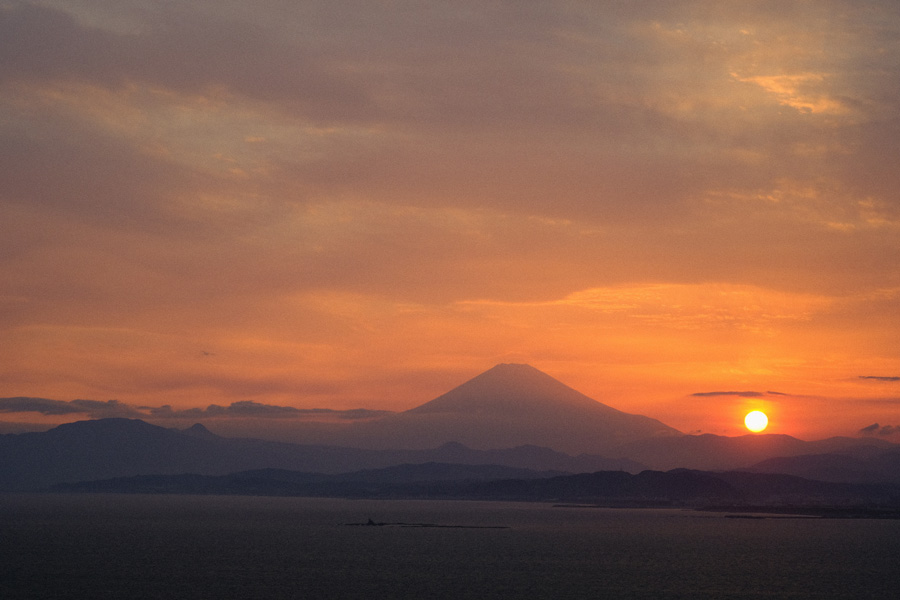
left=0, top=397, right=84, bottom=415
left=6, top=0, right=893, bottom=229
left=0, top=397, right=143, bottom=418
left=858, top=423, right=900, bottom=437
left=146, top=401, right=394, bottom=421
left=67, top=399, right=146, bottom=418
left=0, top=396, right=392, bottom=422
left=691, top=391, right=764, bottom=398
left=0, top=3, right=370, bottom=122
left=859, top=376, right=900, bottom=382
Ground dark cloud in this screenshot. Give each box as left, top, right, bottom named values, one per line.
left=859, top=376, right=900, bottom=382
left=0, top=396, right=83, bottom=415
left=0, top=117, right=198, bottom=231
left=3, top=0, right=877, bottom=220
left=858, top=423, right=900, bottom=437
left=0, top=3, right=370, bottom=122
left=221, top=400, right=301, bottom=417
left=691, top=391, right=764, bottom=398
left=859, top=398, right=900, bottom=405
left=147, top=405, right=208, bottom=419
left=68, top=399, right=146, bottom=418
left=5, top=0, right=899, bottom=234
left=690, top=390, right=796, bottom=400
left=0, top=397, right=143, bottom=418
left=145, top=401, right=393, bottom=420
left=0, top=396, right=391, bottom=421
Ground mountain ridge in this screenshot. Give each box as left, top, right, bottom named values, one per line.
left=407, top=363, right=620, bottom=415
left=346, top=363, right=680, bottom=453
left=2, top=416, right=898, bottom=490
left=746, top=447, right=900, bottom=484
left=0, top=417, right=643, bottom=491
left=50, top=463, right=900, bottom=512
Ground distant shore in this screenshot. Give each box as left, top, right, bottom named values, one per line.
left=697, top=505, right=900, bottom=519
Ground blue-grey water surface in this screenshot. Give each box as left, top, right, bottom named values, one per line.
left=2, top=494, right=900, bottom=599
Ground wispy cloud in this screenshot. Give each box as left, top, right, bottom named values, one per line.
left=0, top=397, right=392, bottom=421
left=149, top=401, right=392, bottom=421
left=691, top=391, right=765, bottom=398
left=858, top=423, right=900, bottom=437
left=0, top=397, right=143, bottom=418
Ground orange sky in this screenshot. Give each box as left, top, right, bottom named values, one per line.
left=1, top=1, right=899, bottom=441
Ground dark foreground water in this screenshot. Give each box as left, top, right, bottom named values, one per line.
left=2, top=494, right=900, bottom=599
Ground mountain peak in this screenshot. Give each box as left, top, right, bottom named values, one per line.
left=393, top=364, right=679, bottom=454
left=491, top=362, right=539, bottom=370
left=406, top=363, right=620, bottom=416
left=181, top=423, right=219, bottom=439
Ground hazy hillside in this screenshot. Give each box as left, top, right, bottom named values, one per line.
left=746, top=447, right=900, bottom=484
left=52, top=464, right=900, bottom=511
left=0, top=418, right=642, bottom=491
left=610, top=432, right=897, bottom=472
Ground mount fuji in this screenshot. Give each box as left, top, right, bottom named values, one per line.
left=345, top=363, right=680, bottom=454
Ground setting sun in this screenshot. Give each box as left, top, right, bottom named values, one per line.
left=744, top=410, right=769, bottom=433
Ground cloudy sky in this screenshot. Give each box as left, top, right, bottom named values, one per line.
left=2, top=0, right=899, bottom=439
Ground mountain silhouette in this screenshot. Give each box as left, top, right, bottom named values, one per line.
left=408, top=363, right=622, bottom=415
left=746, top=447, right=900, bottom=484
left=345, top=363, right=680, bottom=454
left=52, top=466, right=740, bottom=504
left=0, top=419, right=217, bottom=490
left=51, top=463, right=900, bottom=512
left=612, top=432, right=898, bottom=472
left=181, top=422, right=220, bottom=440
left=0, top=417, right=640, bottom=491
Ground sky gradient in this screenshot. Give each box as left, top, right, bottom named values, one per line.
left=2, top=0, right=899, bottom=440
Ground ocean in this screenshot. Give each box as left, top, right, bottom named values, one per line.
left=2, top=494, right=899, bottom=599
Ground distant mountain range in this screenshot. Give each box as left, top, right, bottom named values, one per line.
left=0, top=418, right=639, bottom=491
left=614, top=432, right=898, bottom=472
left=745, top=448, right=900, bottom=484
left=52, top=463, right=900, bottom=514
left=1, top=363, right=898, bottom=493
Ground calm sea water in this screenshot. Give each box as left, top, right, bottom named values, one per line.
left=2, top=494, right=900, bottom=599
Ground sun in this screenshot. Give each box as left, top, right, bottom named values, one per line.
left=744, top=410, right=768, bottom=433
